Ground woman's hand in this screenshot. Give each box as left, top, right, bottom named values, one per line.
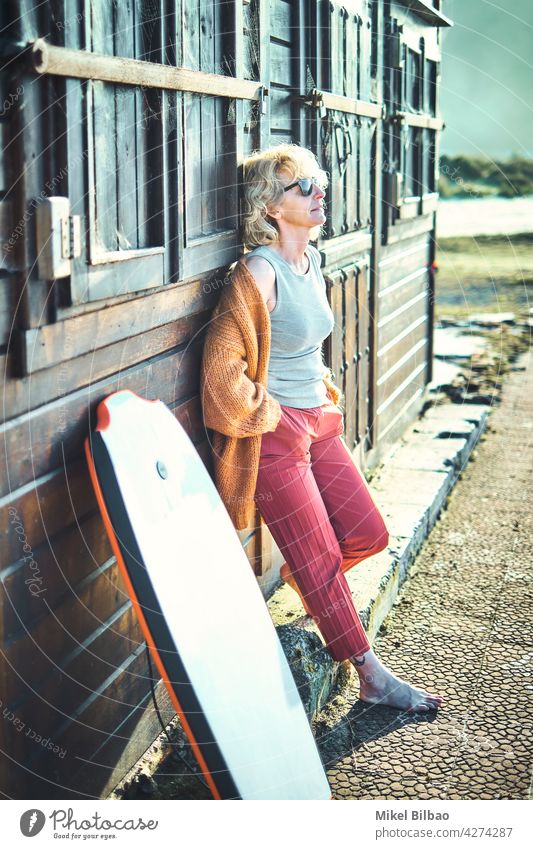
left=323, top=369, right=342, bottom=407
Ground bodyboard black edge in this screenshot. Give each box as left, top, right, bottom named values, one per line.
left=85, top=428, right=239, bottom=800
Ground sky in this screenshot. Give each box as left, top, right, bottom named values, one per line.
left=439, top=0, right=533, bottom=159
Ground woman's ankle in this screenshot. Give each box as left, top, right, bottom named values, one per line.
left=349, top=648, right=382, bottom=674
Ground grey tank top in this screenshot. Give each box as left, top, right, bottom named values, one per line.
left=246, top=243, right=335, bottom=409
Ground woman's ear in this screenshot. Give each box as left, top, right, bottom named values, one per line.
left=266, top=205, right=281, bottom=221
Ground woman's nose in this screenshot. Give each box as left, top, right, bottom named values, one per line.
left=313, top=184, right=325, bottom=199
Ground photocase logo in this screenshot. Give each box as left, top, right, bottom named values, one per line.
left=20, top=809, right=46, bottom=837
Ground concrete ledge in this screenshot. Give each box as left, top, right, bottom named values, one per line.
left=267, top=401, right=490, bottom=721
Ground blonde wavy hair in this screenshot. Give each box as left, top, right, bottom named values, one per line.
left=241, top=144, right=328, bottom=249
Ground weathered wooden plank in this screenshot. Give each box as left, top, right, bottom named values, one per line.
left=359, top=118, right=373, bottom=228
left=31, top=39, right=261, bottom=100
left=200, top=0, right=215, bottom=73
left=361, top=3, right=371, bottom=100
left=0, top=201, right=17, bottom=274
left=8, top=71, right=51, bottom=328
left=394, top=111, right=443, bottom=131
left=1, top=509, right=111, bottom=640
left=10, top=642, right=153, bottom=799
left=2, top=559, right=125, bottom=704
left=195, top=436, right=214, bottom=481
left=270, top=41, right=293, bottom=88
left=134, top=2, right=149, bottom=249
left=91, top=4, right=118, bottom=253
left=344, top=267, right=357, bottom=451
left=198, top=1, right=218, bottom=237
left=0, top=460, right=94, bottom=568
left=270, top=0, right=292, bottom=43
left=243, top=0, right=259, bottom=80
left=327, top=111, right=345, bottom=238
left=43, top=646, right=165, bottom=797
left=64, top=70, right=90, bottom=304
left=377, top=293, right=428, bottom=350
left=378, top=238, right=430, bottom=289
left=268, top=88, right=293, bottom=132
left=325, top=271, right=345, bottom=391
left=329, top=1, right=341, bottom=95
left=345, top=10, right=357, bottom=99
left=0, top=342, right=203, bottom=497
left=377, top=269, right=429, bottom=316
left=184, top=93, right=203, bottom=240
left=4, top=603, right=140, bottom=763
left=0, top=272, right=15, bottom=346
left=4, top=312, right=210, bottom=419
left=0, top=393, right=207, bottom=570
left=357, top=261, right=370, bottom=446
left=319, top=233, right=372, bottom=268
left=376, top=339, right=429, bottom=409
left=318, top=91, right=382, bottom=119
left=115, top=2, right=139, bottom=252
left=376, top=366, right=428, bottom=443
left=0, top=412, right=206, bottom=628
left=377, top=315, right=427, bottom=377
left=379, top=250, right=430, bottom=292
left=183, top=0, right=200, bottom=71
left=19, top=277, right=216, bottom=374
left=346, top=117, right=358, bottom=230
left=70, top=680, right=178, bottom=800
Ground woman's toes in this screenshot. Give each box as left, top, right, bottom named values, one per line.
left=408, top=703, right=430, bottom=713
left=422, top=689, right=444, bottom=702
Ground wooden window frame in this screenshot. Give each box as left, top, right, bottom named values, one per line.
left=388, top=24, right=443, bottom=223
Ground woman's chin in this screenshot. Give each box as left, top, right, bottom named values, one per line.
left=309, top=223, right=325, bottom=241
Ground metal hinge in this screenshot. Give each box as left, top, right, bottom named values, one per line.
left=390, top=172, right=404, bottom=208
left=259, top=85, right=269, bottom=115
left=293, top=89, right=327, bottom=119
left=35, top=197, right=81, bottom=279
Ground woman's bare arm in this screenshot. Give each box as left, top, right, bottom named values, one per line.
left=238, top=256, right=277, bottom=313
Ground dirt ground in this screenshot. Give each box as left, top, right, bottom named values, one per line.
left=434, top=233, right=533, bottom=319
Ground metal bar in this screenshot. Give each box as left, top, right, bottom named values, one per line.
left=26, top=38, right=262, bottom=101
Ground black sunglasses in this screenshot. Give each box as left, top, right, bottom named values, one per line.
left=283, top=178, right=317, bottom=196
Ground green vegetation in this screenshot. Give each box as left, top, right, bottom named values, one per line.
left=434, top=232, right=533, bottom=319
left=438, top=155, right=533, bottom=199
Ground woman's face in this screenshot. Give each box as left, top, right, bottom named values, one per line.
left=268, top=169, right=326, bottom=231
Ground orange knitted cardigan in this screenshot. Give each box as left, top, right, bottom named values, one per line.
left=200, top=260, right=342, bottom=530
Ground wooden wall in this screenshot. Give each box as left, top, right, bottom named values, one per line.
left=0, top=0, right=449, bottom=798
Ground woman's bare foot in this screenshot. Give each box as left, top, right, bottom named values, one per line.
left=350, top=649, right=445, bottom=713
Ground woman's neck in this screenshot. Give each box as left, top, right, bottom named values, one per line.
left=270, top=232, right=310, bottom=272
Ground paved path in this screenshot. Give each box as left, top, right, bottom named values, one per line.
left=317, top=350, right=532, bottom=800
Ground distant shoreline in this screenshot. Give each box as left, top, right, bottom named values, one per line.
left=438, top=155, right=533, bottom=200
left=436, top=196, right=533, bottom=238
left=438, top=195, right=533, bottom=203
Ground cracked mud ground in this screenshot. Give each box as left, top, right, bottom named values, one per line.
left=318, top=352, right=532, bottom=800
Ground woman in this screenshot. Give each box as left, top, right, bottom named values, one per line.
left=200, top=143, right=444, bottom=713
